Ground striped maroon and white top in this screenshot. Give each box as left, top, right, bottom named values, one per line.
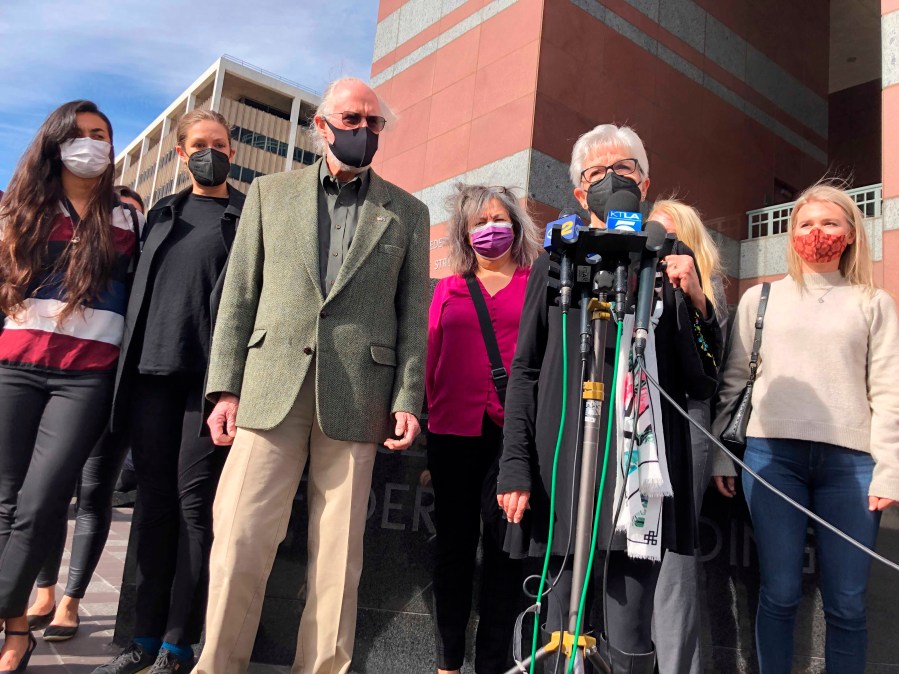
left=0, top=201, right=142, bottom=373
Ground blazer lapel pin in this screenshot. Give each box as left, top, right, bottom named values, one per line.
left=376, top=215, right=387, bottom=222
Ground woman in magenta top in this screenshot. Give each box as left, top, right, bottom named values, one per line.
left=426, top=184, right=542, bottom=674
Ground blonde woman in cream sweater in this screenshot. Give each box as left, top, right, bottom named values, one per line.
left=712, top=184, right=899, bottom=673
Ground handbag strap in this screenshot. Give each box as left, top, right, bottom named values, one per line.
left=747, top=282, right=771, bottom=384
left=122, top=202, right=142, bottom=273
left=465, top=274, right=508, bottom=406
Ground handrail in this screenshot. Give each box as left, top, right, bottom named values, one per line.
left=221, top=54, right=322, bottom=97
left=747, top=183, right=882, bottom=238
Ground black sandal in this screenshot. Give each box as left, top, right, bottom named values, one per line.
left=0, top=629, right=36, bottom=674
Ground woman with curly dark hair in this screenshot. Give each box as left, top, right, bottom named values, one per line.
left=0, top=100, right=141, bottom=671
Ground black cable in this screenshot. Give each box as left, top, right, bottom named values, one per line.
left=640, top=369, right=899, bottom=574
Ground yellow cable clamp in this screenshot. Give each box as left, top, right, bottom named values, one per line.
left=541, top=632, right=598, bottom=657
left=582, top=381, right=604, bottom=400
left=587, top=298, right=612, bottom=321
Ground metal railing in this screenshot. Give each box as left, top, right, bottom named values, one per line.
left=221, top=54, right=322, bottom=97
left=746, top=183, right=882, bottom=238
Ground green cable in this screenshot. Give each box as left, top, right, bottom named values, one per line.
left=529, top=312, right=568, bottom=674
left=566, top=317, right=623, bottom=674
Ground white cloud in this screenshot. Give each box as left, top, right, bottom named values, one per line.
left=0, top=0, right=380, bottom=109
left=0, top=0, right=380, bottom=185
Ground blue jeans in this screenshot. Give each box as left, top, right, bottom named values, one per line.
left=742, top=437, right=881, bottom=674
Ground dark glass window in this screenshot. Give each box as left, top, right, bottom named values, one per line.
left=241, top=97, right=290, bottom=121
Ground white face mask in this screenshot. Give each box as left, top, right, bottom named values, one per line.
left=60, top=137, right=111, bottom=178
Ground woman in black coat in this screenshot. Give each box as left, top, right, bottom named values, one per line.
left=497, top=124, right=721, bottom=673
left=95, top=108, right=244, bottom=674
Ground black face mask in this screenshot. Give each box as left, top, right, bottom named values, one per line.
left=324, top=119, right=379, bottom=168
left=188, top=148, right=231, bottom=187
left=585, top=171, right=642, bottom=220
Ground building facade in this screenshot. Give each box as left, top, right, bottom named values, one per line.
left=366, top=3, right=898, bottom=668
left=369, top=0, right=896, bottom=303
left=114, top=55, right=322, bottom=209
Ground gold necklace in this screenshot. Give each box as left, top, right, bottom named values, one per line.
left=66, top=203, right=81, bottom=245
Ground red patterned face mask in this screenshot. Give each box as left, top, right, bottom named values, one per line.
left=792, top=228, right=848, bottom=264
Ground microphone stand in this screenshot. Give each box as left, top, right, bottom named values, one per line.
left=507, top=270, right=616, bottom=674
left=509, top=227, right=671, bottom=674
left=566, top=274, right=613, bottom=673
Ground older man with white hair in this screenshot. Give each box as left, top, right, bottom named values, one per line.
left=194, top=77, right=430, bottom=674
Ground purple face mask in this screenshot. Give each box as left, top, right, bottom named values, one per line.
left=470, top=221, right=515, bottom=260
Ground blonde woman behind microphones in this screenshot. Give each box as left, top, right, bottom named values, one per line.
left=647, top=199, right=728, bottom=674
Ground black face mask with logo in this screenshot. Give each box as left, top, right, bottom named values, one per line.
left=324, top=119, right=379, bottom=168
left=188, top=148, right=231, bottom=187
left=585, top=171, right=642, bottom=221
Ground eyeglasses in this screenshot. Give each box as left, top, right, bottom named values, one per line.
left=323, top=111, right=387, bottom=133
left=580, top=158, right=641, bottom=184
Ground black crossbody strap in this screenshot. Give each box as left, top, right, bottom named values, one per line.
left=122, top=203, right=142, bottom=272
left=747, top=282, right=771, bottom=384
left=465, top=274, right=508, bottom=407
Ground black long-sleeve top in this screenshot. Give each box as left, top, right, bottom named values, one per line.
left=497, top=248, right=722, bottom=557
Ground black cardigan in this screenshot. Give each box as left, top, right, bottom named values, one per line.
left=110, top=185, right=245, bottom=432
left=497, top=248, right=722, bottom=557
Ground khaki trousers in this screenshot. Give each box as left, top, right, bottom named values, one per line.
left=195, top=374, right=376, bottom=674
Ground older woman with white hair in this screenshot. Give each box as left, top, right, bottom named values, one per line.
left=497, top=124, right=722, bottom=673
left=427, top=184, right=542, bottom=674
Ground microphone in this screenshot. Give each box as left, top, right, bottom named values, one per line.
left=603, top=191, right=642, bottom=231
left=603, top=192, right=640, bottom=320
left=613, top=263, right=628, bottom=324
left=544, top=209, right=586, bottom=313
left=633, top=220, right=668, bottom=357
left=543, top=208, right=585, bottom=251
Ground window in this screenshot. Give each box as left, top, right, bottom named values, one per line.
left=230, top=164, right=265, bottom=184
left=241, top=97, right=290, bottom=121
left=230, top=124, right=316, bottom=164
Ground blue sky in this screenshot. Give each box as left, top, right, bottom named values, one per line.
left=0, top=0, right=381, bottom=189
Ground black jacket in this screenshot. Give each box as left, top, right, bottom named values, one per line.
left=497, top=247, right=722, bottom=558
left=111, top=185, right=245, bottom=432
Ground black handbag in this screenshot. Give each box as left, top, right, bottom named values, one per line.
left=719, top=282, right=770, bottom=457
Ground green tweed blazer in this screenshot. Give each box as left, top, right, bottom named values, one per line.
left=206, top=159, right=430, bottom=443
